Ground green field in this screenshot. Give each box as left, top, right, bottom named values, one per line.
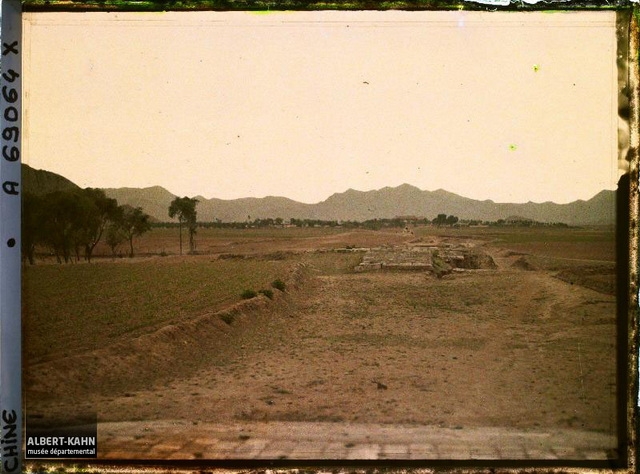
left=22, top=250, right=361, bottom=365
left=22, top=258, right=291, bottom=362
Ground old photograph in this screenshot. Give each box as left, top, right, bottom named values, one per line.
left=21, top=9, right=624, bottom=461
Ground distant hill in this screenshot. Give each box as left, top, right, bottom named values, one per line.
left=19, top=164, right=616, bottom=225
left=22, top=164, right=80, bottom=195
left=102, top=185, right=178, bottom=223
left=104, top=182, right=616, bottom=226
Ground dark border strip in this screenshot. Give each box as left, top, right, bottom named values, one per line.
left=19, top=0, right=636, bottom=13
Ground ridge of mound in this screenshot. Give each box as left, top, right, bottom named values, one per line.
left=26, top=263, right=313, bottom=409
left=511, top=256, right=538, bottom=271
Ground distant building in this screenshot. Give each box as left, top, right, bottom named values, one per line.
left=395, top=215, right=422, bottom=222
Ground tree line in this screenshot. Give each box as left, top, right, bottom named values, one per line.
left=22, top=189, right=151, bottom=264
left=178, top=214, right=567, bottom=229
left=164, top=215, right=462, bottom=230
left=23, top=191, right=202, bottom=264
left=23, top=187, right=568, bottom=264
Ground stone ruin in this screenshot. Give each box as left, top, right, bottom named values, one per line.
left=354, top=243, right=496, bottom=276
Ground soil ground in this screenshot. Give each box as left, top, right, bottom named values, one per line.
left=23, top=226, right=619, bottom=460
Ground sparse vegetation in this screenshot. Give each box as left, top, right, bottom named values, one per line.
left=220, top=313, right=234, bottom=325
left=259, top=289, right=274, bottom=299
left=271, top=279, right=286, bottom=292
left=23, top=258, right=292, bottom=362
left=431, top=254, right=452, bottom=279
left=241, top=289, right=258, bottom=299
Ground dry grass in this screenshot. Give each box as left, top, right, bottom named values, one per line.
left=24, top=225, right=618, bottom=439
left=90, top=226, right=408, bottom=258
left=414, top=225, right=615, bottom=260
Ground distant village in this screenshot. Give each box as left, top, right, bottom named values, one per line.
left=154, top=214, right=570, bottom=230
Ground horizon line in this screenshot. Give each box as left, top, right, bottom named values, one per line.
left=24, top=164, right=616, bottom=206
left=101, top=182, right=615, bottom=206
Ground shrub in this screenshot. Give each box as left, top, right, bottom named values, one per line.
left=271, top=279, right=286, bottom=292
left=431, top=254, right=452, bottom=279
left=220, top=313, right=234, bottom=325
left=241, top=289, right=258, bottom=299
left=259, top=289, right=274, bottom=299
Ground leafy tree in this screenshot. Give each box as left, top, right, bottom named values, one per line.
left=40, top=190, right=96, bottom=263
left=120, top=206, right=151, bottom=258
left=21, top=189, right=148, bottom=263
left=105, top=223, right=127, bottom=258
left=70, top=194, right=100, bottom=262
left=28, top=189, right=121, bottom=263
left=432, top=213, right=448, bottom=226
left=22, top=192, right=45, bottom=265
left=446, top=215, right=459, bottom=226
left=168, top=197, right=199, bottom=255
left=104, top=206, right=127, bottom=257
left=432, top=213, right=458, bottom=227
left=80, top=188, right=119, bottom=262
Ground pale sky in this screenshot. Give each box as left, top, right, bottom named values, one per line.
left=23, top=10, right=619, bottom=204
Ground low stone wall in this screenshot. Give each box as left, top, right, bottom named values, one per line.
left=354, top=246, right=496, bottom=273
left=354, top=247, right=434, bottom=272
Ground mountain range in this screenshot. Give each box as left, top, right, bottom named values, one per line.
left=23, top=163, right=80, bottom=195
left=23, top=164, right=616, bottom=225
